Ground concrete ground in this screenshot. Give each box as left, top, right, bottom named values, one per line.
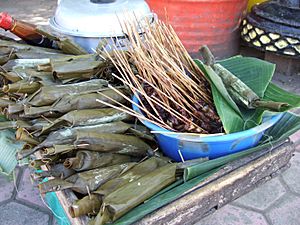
left=0, top=1, right=299, bottom=225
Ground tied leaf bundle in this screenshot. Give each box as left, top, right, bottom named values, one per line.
left=200, top=46, right=290, bottom=112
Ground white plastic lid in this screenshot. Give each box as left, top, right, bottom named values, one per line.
left=50, top=0, right=151, bottom=37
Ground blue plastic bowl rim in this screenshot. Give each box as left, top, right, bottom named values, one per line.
left=132, top=95, right=283, bottom=142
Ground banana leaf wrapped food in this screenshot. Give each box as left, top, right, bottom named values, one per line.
left=15, top=128, right=39, bottom=145
left=200, top=46, right=289, bottom=112
left=2, top=81, right=41, bottom=94
left=69, top=157, right=169, bottom=217
left=0, top=98, right=14, bottom=108
left=39, top=162, right=136, bottom=194
left=49, top=54, right=105, bottom=80
left=40, top=108, right=132, bottom=135
left=2, top=58, right=50, bottom=71
left=0, top=120, right=31, bottom=130
left=91, top=163, right=177, bottom=225
left=34, top=121, right=131, bottom=151
left=26, top=79, right=108, bottom=106
left=24, top=88, right=127, bottom=116
left=73, top=132, right=151, bottom=157
left=63, top=151, right=137, bottom=172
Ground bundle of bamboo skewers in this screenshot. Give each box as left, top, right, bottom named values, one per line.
left=99, top=19, right=223, bottom=134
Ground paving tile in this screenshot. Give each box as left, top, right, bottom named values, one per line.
left=266, top=194, right=300, bottom=225
left=234, top=177, right=286, bottom=211
left=281, top=152, right=300, bottom=194
left=0, top=175, right=15, bottom=203
left=16, top=168, right=46, bottom=208
left=290, top=130, right=300, bottom=146
left=195, top=204, right=268, bottom=225
left=0, top=201, right=49, bottom=225
left=0, top=168, right=19, bottom=203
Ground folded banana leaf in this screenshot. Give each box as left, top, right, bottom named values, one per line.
left=34, top=121, right=131, bottom=151
left=7, top=103, right=25, bottom=115
left=0, top=71, right=22, bottom=82
left=91, top=163, right=177, bottom=225
left=36, top=27, right=88, bottom=55
left=70, top=157, right=168, bottom=218
left=39, top=162, right=136, bottom=194
left=50, top=54, right=105, bottom=80
left=43, top=144, right=75, bottom=156
left=29, top=118, right=55, bottom=132
left=26, top=79, right=108, bottom=106
left=56, top=38, right=88, bottom=55
left=0, top=51, right=16, bottom=66
left=0, top=98, right=14, bottom=108
left=74, top=132, right=151, bottom=157
left=0, top=120, right=31, bottom=130
left=11, top=67, right=56, bottom=85
left=0, top=40, right=63, bottom=54
left=2, top=81, right=41, bottom=94
left=24, top=88, right=127, bottom=116
left=2, top=58, right=50, bottom=71
left=15, top=128, right=39, bottom=145
left=64, top=151, right=135, bottom=171
left=69, top=194, right=102, bottom=218
left=15, top=50, right=73, bottom=60
left=40, top=108, right=132, bottom=135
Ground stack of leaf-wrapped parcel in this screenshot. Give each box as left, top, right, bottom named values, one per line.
left=0, top=18, right=300, bottom=225
left=0, top=36, right=186, bottom=225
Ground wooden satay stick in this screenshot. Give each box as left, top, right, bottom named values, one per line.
left=109, top=74, right=201, bottom=130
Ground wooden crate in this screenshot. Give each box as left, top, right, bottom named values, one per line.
left=50, top=139, right=295, bottom=225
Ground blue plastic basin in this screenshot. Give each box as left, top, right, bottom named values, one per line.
left=132, top=95, right=283, bottom=161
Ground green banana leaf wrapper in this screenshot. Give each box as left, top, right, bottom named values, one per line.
left=24, top=88, right=127, bottom=116
left=40, top=108, right=132, bottom=135
left=70, top=157, right=169, bottom=218
left=74, top=132, right=151, bottom=157
left=0, top=120, right=31, bottom=131
left=0, top=40, right=63, bottom=54
left=50, top=54, right=104, bottom=80
left=64, top=151, right=136, bottom=172
left=39, top=162, right=136, bottom=194
left=36, top=121, right=131, bottom=151
left=2, top=81, right=41, bottom=94
left=10, top=68, right=56, bottom=85
left=26, top=79, right=108, bottom=106
left=2, top=58, right=50, bottom=72
left=91, top=163, right=177, bottom=225
left=0, top=98, right=14, bottom=108
left=36, top=27, right=88, bottom=55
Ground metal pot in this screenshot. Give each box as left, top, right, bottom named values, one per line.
left=50, top=0, right=152, bottom=53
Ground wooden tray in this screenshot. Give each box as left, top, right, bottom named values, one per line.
left=48, top=139, right=295, bottom=225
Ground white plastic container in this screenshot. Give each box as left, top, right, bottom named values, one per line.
left=50, top=0, right=152, bottom=53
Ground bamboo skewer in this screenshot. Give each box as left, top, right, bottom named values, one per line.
left=99, top=18, right=222, bottom=134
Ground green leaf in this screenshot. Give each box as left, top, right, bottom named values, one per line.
left=219, top=56, right=275, bottom=98
left=196, top=56, right=299, bottom=133
left=194, top=60, right=244, bottom=133
left=195, top=60, right=241, bottom=116
left=264, top=83, right=300, bottom=109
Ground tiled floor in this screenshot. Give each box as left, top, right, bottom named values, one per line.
left=0, top=1, right=299, bottom=225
